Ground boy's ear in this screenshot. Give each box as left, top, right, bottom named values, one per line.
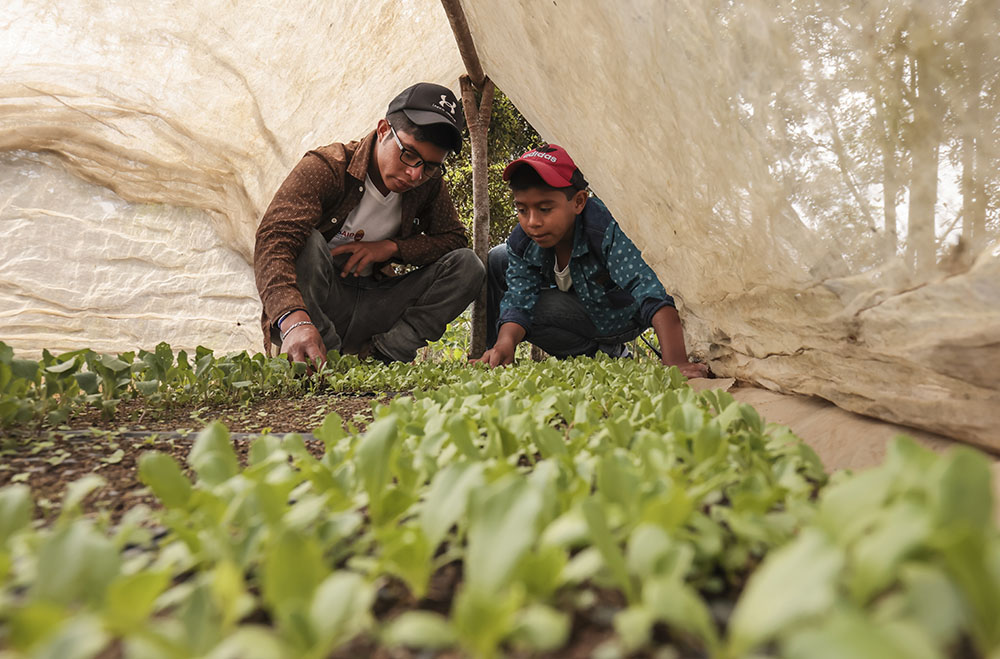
left=572, top=188, right=588, bottom=212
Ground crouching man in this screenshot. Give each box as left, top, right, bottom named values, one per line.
left=479, top=145, right=707, bottom=379
left=254, top=82, right=485, bottom=365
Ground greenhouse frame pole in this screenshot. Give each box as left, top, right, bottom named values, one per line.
left=441, top=0, right=495, bottom=359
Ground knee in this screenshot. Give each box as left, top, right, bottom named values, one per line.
left=487, top=244, right=507, bottom=282
left=445, top=248, right=485, bottom=288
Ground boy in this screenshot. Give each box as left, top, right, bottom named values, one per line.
left=255, top=82, right=485, bottom=366
left=478, top=145, right=707, bottom=379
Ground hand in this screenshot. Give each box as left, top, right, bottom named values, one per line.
left=667, top=360, right=710, bottom=379
left=280, top=312, right=327, bottom=371
left=476, top=342, right=516, bottom=368
left=330, top=240, right=399, bottom=277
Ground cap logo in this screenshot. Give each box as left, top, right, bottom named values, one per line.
left=525, top=150, right=558, bottom=163
left=435, top=95, right=457, bottom=116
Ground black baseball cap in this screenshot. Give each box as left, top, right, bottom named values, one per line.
left=387, top=82, right=464, bottom=151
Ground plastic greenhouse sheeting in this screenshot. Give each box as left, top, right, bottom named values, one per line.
left=2, top=0, right=998, bottom=449
left=1, top=0, right=464, bottom=354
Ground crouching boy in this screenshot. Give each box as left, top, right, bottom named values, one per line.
left=478, top=145, right=707, bottom=379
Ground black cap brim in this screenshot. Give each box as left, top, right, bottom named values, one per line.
left=403, top=108, right=463, bottom=150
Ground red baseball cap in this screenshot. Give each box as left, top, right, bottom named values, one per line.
left=502, top=144, right=586, bottom=189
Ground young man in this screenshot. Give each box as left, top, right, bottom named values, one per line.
left=254, top=82, right=485, bottom=365
left=479, top=145, right=708, bottom=379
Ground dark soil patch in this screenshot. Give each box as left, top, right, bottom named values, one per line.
left=0, top=392, right=391, bottom=521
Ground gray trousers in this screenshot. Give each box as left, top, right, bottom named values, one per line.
left=287, top=230, right=485, bottom=362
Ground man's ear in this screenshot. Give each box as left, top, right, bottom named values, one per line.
left=376, top=119, right=391, bottom=141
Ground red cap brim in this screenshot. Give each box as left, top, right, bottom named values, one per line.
left=501, top=159, right=573, bottom=188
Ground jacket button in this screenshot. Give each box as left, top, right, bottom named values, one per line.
left=358, top=186, right=364, bottom=192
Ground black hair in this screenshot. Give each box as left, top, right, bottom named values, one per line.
left=507, top=163, right=589, bottom=200
left=386, top=110, right=462, bottom=152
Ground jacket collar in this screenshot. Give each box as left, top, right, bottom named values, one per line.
left=346, top=129, right=378, bottom=182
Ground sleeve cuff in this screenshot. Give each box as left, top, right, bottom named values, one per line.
left=498, top=308, right=533, bottom=334
left=639, top=296, right=675, bottom=326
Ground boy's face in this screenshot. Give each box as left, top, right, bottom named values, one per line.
left=513, top=187, right=587, bottom=249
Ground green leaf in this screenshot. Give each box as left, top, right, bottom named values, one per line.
left=309, top=571, right=373, bottom=651
left=931, top=446, right=993, bottom=530
left=26, top=615, right=109, bottom=659
left=356, top=416, right=399, bottom=522
left=447, top=415, right=481, bottom=460
left=383, top=611, right=456, bottom=650
left=419, top=461, right=485, bottom=549
left=582, top=497, right=637, bottom=603
left=379, top=524, right=433, bottom=598
left=10, top=358, right=40, bottom=381
left=98, top=354, right=130, bottom=373
left=103, top=571, right=170, bottom=633
left=34, top=520, right=121, bottom=607
left=465, top=477, right=544, bottom=595
left=262, top=529, right=329, bottom=617
left=643, top=576, right=719, bottom=651
left=188, top=422, right=240, bottom=485
left=848, top=501, right=931, bottom=603
left=44, top=358, right=80, bottom=375
left=7, top=601, right=66, bottom=651
left=782, top=611, right=940, bottom=659
left=134, top=379, right=161, bottom=396
left=74, top=372, right=99, bottom=395
left=727, top=528, right=843, bottom=655
left=0, top=484, right=33, bottom=545
left=509, top=604, right=570, bottom=652
left=138, top=451, right=193, bottom=509
left=60, top=474, right=106, bottom=519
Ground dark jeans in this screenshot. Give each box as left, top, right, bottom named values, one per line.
left=288, top=230, right=484, bottom=361
left=486, top=244, right=641, bottom=357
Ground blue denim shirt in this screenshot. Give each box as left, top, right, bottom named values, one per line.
left=499, top=197, right=675, bottom=336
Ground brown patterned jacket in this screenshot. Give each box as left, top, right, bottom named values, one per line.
left=254, top=129, right=468, bottom=353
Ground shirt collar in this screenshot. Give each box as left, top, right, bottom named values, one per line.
left=570, top=215, right=590, bottom=258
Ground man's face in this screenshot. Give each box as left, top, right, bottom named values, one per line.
left=513, top=186, right=587, bottom=250
left=374, top=120, right=449, bottom=194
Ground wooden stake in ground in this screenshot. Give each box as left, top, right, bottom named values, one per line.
left=441, top=0, right=495, bottom=358
left=460, top=75, right=495, bottom=359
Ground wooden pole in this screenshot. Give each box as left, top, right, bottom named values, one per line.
left=460, top=74, right=495, bottom=359
left=440, top=0, right=486, bottom=89
left=440, top=0, right=495, bottom=358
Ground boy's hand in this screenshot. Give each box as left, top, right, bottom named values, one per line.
left=476, top=343, right=515, bottom=368
left=667, top=360, right=710, bottom=379
left=475, top=323, right=526, bottom=368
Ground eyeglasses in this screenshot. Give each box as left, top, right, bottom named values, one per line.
left=389, top=124, right=446, bottom=179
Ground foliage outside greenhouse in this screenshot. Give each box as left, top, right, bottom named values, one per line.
left=1, top=332, right=999, bottom=658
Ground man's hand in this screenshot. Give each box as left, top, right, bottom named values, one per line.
left=668, top=360, right=710, bottom=379
left=330, top=240, right=399, bottom=277
left=476, top=342, right=516, bottom=368
left=279, top=310, right=327, bottom=370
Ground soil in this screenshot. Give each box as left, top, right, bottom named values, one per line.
left=0, top=392, right=386, bottom=521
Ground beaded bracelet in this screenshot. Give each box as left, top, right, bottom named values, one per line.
left=279, top=320, right=314, bottom=342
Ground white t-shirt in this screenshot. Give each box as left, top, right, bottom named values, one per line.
left=554, top=260, right=573, bottom=292
left=327, top=174, right=402, bottom=276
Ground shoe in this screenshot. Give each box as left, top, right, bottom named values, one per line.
left=597, top=343, right=632, bottom=359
